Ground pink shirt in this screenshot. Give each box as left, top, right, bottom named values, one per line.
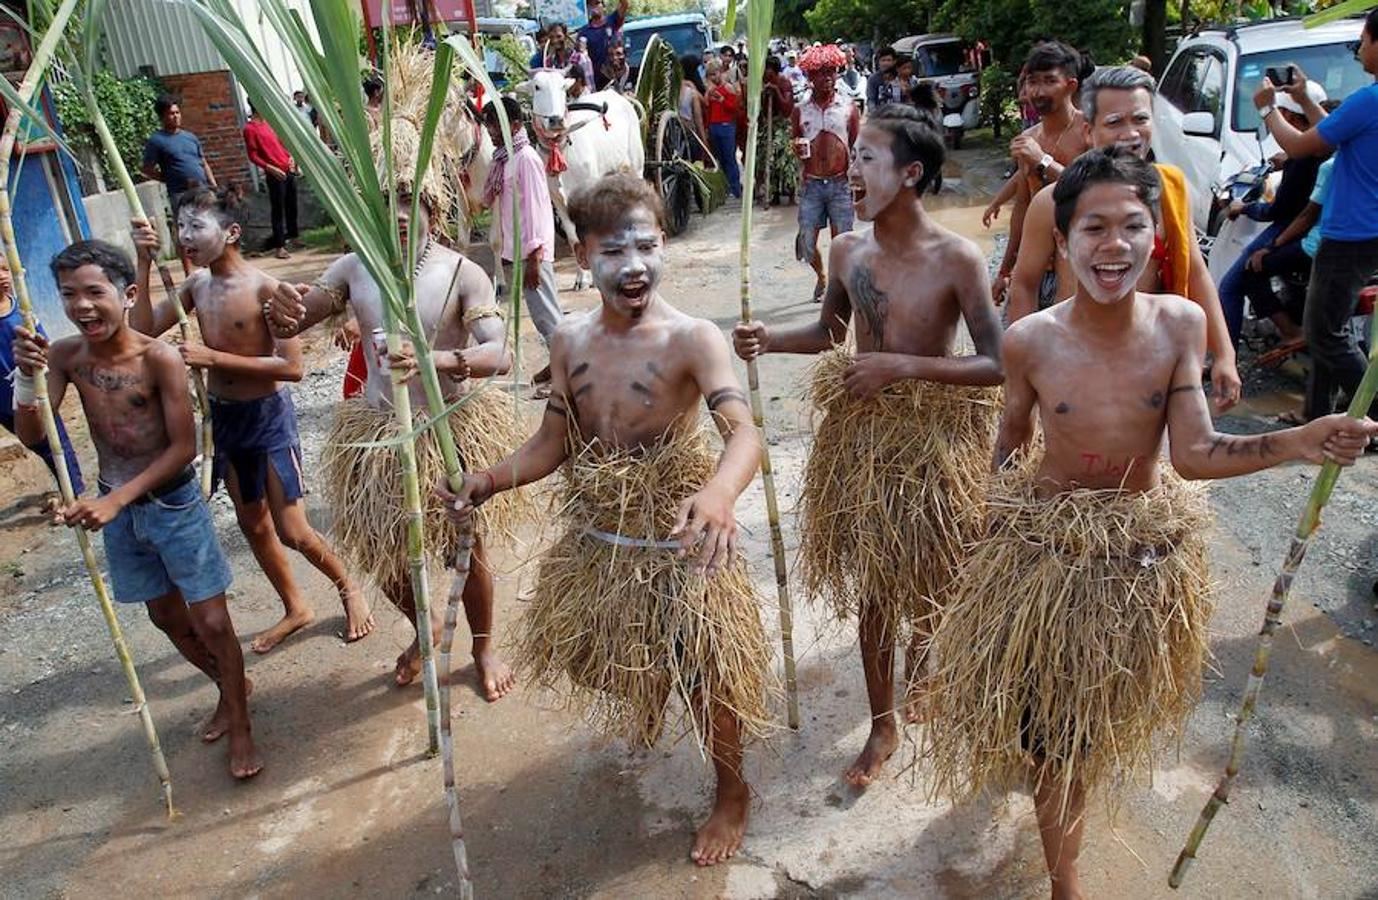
left=492, top=141, right=555, bottom=264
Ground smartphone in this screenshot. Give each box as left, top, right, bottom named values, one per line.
left=1266, top=65, right=1295, bottom=86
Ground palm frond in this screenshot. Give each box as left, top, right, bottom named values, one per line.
left=1304, top=0, right=1374, bottom=27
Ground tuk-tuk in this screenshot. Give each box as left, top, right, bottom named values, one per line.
left=893, top=33, right=986, bottom=148
left=623, top=12, right=712, bottom=76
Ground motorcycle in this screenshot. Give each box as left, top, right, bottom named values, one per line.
left=1204, top=159, right=1275, bottom=287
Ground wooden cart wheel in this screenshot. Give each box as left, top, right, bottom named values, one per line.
left=654, top=110, right=694, bottom=237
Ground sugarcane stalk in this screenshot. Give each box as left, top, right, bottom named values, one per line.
left=0, top=0, right=174, bottom=817
left=81, top=87, right=214, bottom=496
left=1169, top=344, right=1378, bottom=888
left=738, top=0, right=800, bottom=730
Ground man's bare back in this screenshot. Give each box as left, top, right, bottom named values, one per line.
left=50, top=333, right=181, bottom=487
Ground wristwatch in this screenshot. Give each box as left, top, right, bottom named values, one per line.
left=1036, top=153, right=1054, bottom=181
left=1257, top=104, right=1277, bottom=120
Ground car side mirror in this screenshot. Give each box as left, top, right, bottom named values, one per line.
left=1182, top=111, right=1216, bottom=137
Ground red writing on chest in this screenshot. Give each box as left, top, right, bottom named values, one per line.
left=1079, top=452, right=1149, bottom=478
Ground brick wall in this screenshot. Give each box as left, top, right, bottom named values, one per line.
left=159, top=70, right=253, bottom=191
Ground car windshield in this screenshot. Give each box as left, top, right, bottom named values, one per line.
left=1233, top=42, right=1368, bottom=132
left=913, top=42, right=968, bottom=77
left=626, top=24, right=707, bottom=67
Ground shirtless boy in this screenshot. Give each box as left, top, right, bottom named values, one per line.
left=736, top=104, right=1004, bottom=787
left=793, top=43, right=860, bottom=301
left=1007, top=65, right=1243, bottom=409
left=265, top=184, right=521, bottom=701
left=992, top=41, right=1093, bottom=304
left=13, top=240, right=260, bottom=778
left=440, top=174, right=768, bottom=865
left=927, top=149, right=1374, bottom=898
left=130, top=188, right=371, bottom=652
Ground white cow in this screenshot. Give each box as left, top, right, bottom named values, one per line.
left=519, top=69, right=645, bottom=289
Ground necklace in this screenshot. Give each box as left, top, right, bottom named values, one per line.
left=1045, top=109, right=1083, bottom=158
left=411, top=236, right=433, bottom=279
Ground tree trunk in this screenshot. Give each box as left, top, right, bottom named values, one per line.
left=1144, top=0, right=1169, bottom=75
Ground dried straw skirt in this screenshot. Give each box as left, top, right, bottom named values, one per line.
left=514, top=427, right=773, bottom=751
left=800, top=349, right=1000, bottom=640
left=322, top=391, right=531, bottom=589
left=924, top=464, right=1213, bottom=817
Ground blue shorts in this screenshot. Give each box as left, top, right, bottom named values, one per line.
left=796, top=175, right=854, bottom=251
left=102, top=475, right=233, bottom=605
left=210, top=388, right=305, bottom=504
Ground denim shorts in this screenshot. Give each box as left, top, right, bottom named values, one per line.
left=797, top=175, right=855, bottom=236
left=102, top=477, right=233, bottom=605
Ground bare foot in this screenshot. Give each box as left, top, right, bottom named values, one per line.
left=227, top=726, right=263, bottom=780
left=395, top=645, right=422, bottom=687
left=811, top=278, right=826, bottom=303
left=1051, top=865, right=1085, bottom=900
left=690, top=783, right=749, bottom=866
left=202, top=677, right=255, bottom=743
left=473, top=646, right=516, bottom=702
left=843, top=722, right=899, bottom=788
left=250, top=608, right=315, bottom=654
left=338, top=582, right=374, bottom=643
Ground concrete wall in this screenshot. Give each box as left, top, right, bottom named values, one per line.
left=81, top=181, right=172, bottom=263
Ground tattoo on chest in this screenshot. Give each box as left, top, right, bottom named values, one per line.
left=74, top=364, right=142, bottom=394
left=849, top=266, right=889, bottom=348
left=1146, top=390, right=1165, bottom=410
left=1054, top=401, right=1070, bottom=414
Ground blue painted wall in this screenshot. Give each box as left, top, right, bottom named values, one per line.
left=8, top=86, right=92, bottom=338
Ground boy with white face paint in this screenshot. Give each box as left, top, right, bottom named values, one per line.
left=1008, top=65, right=1242, bottom=412
left=130, top=188, right=371, bottom=656
left=926, top=148, right=1377, bottom=900
left=735, top=104, right=1004, bottom=789
left=438, top=173, right=770, bottom=868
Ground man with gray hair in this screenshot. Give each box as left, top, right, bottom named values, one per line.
left=1007, top=64, right=1242, bottom=410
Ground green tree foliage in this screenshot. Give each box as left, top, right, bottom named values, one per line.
left=51, top=70, right=161, bottom=187
left=804, top=0, right=933, bottom=44
left=773, top=0, right=814, bottom=36
left=629, top=0, right=707, bottom=15
left=932, top=0, right=1136, bottom=135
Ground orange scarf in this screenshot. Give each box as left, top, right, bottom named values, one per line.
left=1154, top=163, right=1193, bottom=298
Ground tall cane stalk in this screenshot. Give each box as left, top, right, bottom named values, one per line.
left=738, top=0, right=799, bottom=729
left=1, top=0, right=174, bottom=817
left=1169, top=343, right=1378, bottom=888
left=187, top=7, right=513, bottom=892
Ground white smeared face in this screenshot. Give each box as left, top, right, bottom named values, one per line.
left=1089, top=87, right=1154, bottom=157
left=848, top=124, right=920, bottom=222
left=394, top=189, right=432, bottom=257
left=177, top=207, right=237, bottom=267
left=577, top=206, right=665, bottom=321
left=1056, top=182, right=1155, bottom=305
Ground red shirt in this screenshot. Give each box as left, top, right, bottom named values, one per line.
left=243, top=118, right=293, bottom=172
left=705, top=84, right=739, bottom=125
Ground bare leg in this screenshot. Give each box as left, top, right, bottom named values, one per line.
left=808, top=243, right=826, bottom=301
left=1033, top=765, right=1086, bottom=900
left=461, top=538, right=514, bottom=702
left=264, top=466, right=373, bottom=643
left=146, top=593, right=254, bottom=743
left=386, top=574, right=442, bottom=688
left=843, top=602, right=899, bottom=787
left=186, top=594, right=261, bottom=779
left=225, top=468, right=315, bottom=653
left=690, top=700, right=750, bottom=866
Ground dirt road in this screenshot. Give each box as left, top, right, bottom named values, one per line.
left=4, top=169, right=1378, bottom=898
